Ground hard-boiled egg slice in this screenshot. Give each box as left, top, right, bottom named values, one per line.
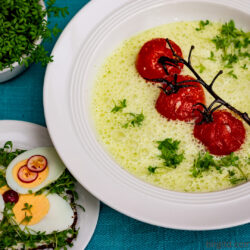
left=6, top=147, right=65, bottom=194
left=0, top=194, right=4, bottom=221
left=13, top=193, right=74, bottom=234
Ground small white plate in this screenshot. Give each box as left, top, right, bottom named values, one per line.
left=44, top=0, right=250, bottom=230
left=0, top=120, right=99, bottom=249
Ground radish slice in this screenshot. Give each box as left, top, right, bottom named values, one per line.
left=17, top=166, right=38, bottom=183
left=27, top=155, right=48, bottom=173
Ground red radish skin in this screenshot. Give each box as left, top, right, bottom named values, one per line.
left=136, top=38, right=183, bottom=80
left=27, top=155, right=47, bottom=173
left=194, top=110, right=246, bottom=156
left=17, top=165, right=38, bottom=183
left=3, top=190, right=19, bottom=204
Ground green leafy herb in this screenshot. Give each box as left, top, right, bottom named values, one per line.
left=148, top=138, right=184, bottom=173
left=0, top=0, right=69, bottom=71
left=22, top=203, right=33, bottom=214
left=0, top=203, right=78, bottom=249
left=148, top=166, right=158, bottom=173
left=197, top=63, right=206, bottom=73
left=0, top=141, right=25, bottom=167
left=191, top=152, right=248, bottom=185
left=211, top=20, right=250, bottom=72
left=123, top=112, right=145, bottom=128
left=208, top=51, right=216, bottom=61
left=0, top=142, right=80, bottom=249
left=227, top=70, right=238, bottom=79
left=241, top=64, right=248, bottom=69
left=191, top=152, right=216, bottom=177
left=111, top=99, right=127, bottom=113
left=157, top=138, right=184, bottom=168
left=35, top=169, right=78, bottom=199
left=196, top=20, right=210, bottom=31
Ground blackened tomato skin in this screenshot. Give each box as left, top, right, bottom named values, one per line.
left=3, top=190, right=19, bottom=204
left=155, top=75, right=206, bottom=122
left=194, top=110, right=246, bottom=156
left=136, top=38, right=183, bottom=80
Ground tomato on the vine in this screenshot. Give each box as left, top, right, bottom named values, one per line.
left=136, top=38, right=183, bottom=80
left=194, top=110, right=246, bottom=156
left=155, top=75, right=206, bottom=122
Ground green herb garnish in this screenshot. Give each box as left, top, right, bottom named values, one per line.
left=123, top=112, right=145, bottom=128
left=196, top=20, right=210, bottom=31
left=111, top=99, right=127, bottom=113
left=0, top=141, right=25, bottom=167
left=208, top=51, right=216, bottom=61
left=227, top=70, right=238, bottom=79
left=211, top=20, right=250, bottom=73
left=0, top=203, right=78, bottom=249
left=0, top=142, right=80, bottom=249
left=0, top=0, right=69, bottom=71
left=197, top=63, right=206, bottom=73
left=191, top=152, right=248, bottom=185
left=35, top=169, right=78, bottom=199
left=148, top=138, right=184, bottom=173
left=241, top=64, right=248, bottom=69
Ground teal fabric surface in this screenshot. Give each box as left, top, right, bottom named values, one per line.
left=0, top=1, right=249, bottom=249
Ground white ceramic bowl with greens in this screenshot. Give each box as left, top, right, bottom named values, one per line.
left=44, top=0, right=250, bottom=230
left=0, top=0, right=46, bottom=83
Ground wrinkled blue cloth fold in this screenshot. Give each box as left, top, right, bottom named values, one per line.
left=0, top=1, right=249, bottom=249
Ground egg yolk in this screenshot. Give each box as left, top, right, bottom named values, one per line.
left=12, top=159, right=49, bottom=188
left=0, top=185, right=10, bottom=195
left=13, top=194, right=50, bottom=226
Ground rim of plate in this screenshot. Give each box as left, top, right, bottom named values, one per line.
left=44, top=0, right=250, bottom=230
left=0, top=120, right=99, bottom=249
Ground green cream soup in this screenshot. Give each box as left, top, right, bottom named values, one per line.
left=92, top=21, right=250, bottom=192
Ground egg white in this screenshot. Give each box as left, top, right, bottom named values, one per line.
left=0, top=194, right=4, bottom=221
left=6, top=147, right=65, bottom=194
left=18, top=193, right=74, bottom=234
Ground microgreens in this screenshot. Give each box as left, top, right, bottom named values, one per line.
left=211, top=20, right=250, bottom=75
left=0, top=142, right=80, bottom=249
left=111, top=99, right=127, bottom=113
left=196, top=20, right=210, bottom=31
left=123, top=112, right=145, bottom=128
left=191, top=152, right=248, bottom=185
left=198, top=63, right=206, bottom=73
left=0, top=0, right=69, bottom=71
left=0, top=141, right=25, bottom=167
left=208, top=51, right=216, bottom=61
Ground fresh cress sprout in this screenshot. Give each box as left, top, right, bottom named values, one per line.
left=0, top=0, right=69, bottom=71
left=0, top=142, right=81, bottom=249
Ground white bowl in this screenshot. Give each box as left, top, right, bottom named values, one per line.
left=0, top=0, right=46, bottom=83
left=44, top=0, right=250, bottom=230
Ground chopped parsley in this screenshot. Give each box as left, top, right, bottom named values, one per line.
left=148, top=138, right=184, bottom=173
left=196, top=20, right=210, bottom=31
left=111, top=99, right=127, bottom=113
left=191, top=152, right=248, bottom=185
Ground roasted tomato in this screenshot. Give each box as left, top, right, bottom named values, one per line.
left=136, top=38, right=183, bottom=80
left=194, top=110, right=246, bottom=156
left=155, top=75, right=205, bottom=122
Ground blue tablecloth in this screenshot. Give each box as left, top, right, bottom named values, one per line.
left=0, top=1, right=249, bottom=249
